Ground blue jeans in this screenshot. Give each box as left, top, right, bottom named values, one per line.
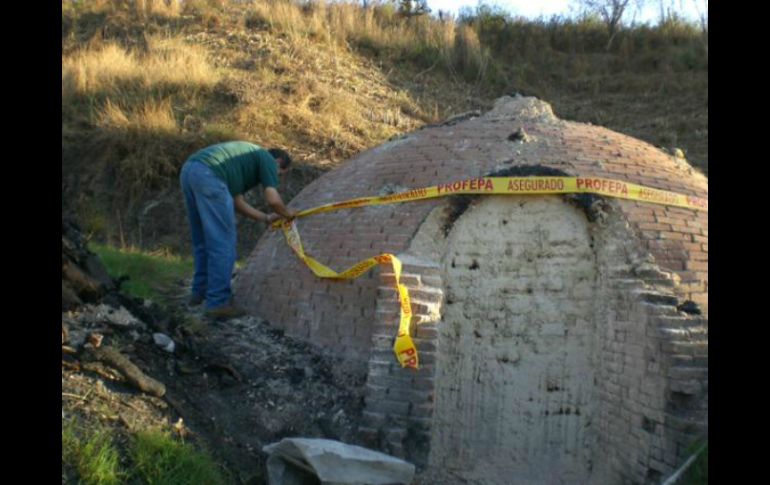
left=180, top=160, right=237, bottom=309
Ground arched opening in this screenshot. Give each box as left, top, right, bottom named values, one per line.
left=430, top=196, right=600, bottom=484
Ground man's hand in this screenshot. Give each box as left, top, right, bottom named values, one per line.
left=264, top=187, right=297, bottom=219
left=267, top=209, right=299, bottom=223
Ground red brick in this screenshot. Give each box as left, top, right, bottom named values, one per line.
left=686, top=218, right=707, bottom=228
left=686, top=261, right=708, bottom=271
left=656, top=216, right=687, bottom=225
left=621, top=201, right=647, bottom=215
left=681, top=242, right=703, bottom=252
left=659, top=232, right=693, bottom=241
left=665, top=207, right=700, bottom=218
left=674, top=271, right=699, bottom=282
left=385, top=234, right=412, bottom=245
left=629, top=213, right=656, bottom=223
left=365, top=398, right=410, bottom=416
left=670, top=224, right=701, bottom=235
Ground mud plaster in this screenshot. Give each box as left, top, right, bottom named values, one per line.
left=409, top=196, right=601, bottom=484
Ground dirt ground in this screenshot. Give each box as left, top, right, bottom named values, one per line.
left=62, top=282, right=371, bottom=484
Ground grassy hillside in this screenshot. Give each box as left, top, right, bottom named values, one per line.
left=62, top=0, right=707, bottom=256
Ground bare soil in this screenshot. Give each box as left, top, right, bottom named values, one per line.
left=62, top=286, right=369, bottom=484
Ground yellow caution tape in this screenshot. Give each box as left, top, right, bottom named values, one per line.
left=273, top=176, right=707, bottom=369
left=274, top=176, right=707, bottom=225
left=281, top=221, right=418, bottom=368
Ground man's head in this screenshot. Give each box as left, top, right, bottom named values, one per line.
left=268, top=148, right=292, bottom=176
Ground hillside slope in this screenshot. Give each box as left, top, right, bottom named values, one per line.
left=63, top=1, right=492, bottom=256
left=62, top=0, right=707, bottom=257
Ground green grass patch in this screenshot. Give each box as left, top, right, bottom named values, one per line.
left=90, top=243, right=193, bottom=303
left=130, top=430, right=230, bottom=485
left=680, top=441, right=708, bottom=484
left=62, top=418, right=231, bottom=485
left=62, top=419, right=124, bottom=485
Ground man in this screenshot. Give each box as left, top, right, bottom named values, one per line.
left=180, top=141, right=298, bottom=319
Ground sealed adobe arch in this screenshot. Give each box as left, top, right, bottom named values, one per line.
left=234, top=96, right=708, bottom=484
left=427, top=196, right=599, bottom=484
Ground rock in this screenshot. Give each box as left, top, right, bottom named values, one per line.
left=153, top=333, right=175, bottom=353
left=88, top=332, right=104, bottom=348
left=507, top=126, right=531, bottom=143
left=88, top=304, right=144, bottom=328
left=263, top=438, right=415, bottom=485
left=67, top=328, right=89, bottom=349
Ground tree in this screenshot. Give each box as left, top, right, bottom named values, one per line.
left=691, top=0, right=707, bottom=36
left=691, top=0, right=707, bottom=57
left=575, top=0, right=644, bottom=50
left=398, top=0, right=431, bottom=17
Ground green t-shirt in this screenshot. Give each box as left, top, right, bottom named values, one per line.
left=188, top=141, right=280, bottom=196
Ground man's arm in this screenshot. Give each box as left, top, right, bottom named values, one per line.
left=233, top=195, right=270, bottom=222
left=264, top=187, right=297, bottom=219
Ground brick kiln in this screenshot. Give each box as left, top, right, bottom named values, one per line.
left=233, top=96, right=708, bottom=484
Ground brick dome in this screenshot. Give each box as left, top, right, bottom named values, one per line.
left=234, top=96, right=707, bottom=484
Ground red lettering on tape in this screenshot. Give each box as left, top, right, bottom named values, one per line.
left=399, top=347, right=416, bottom=356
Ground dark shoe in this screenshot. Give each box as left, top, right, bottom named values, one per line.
left=188, top=294, right=205, bottom=307
left=204, top=304, right=247, bottom=320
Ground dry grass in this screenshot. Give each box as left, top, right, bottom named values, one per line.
left=61, top=0, right=707, bottom=252
left=452, top=24, right=486, bottom=80
left=61, top=1, right=706, bottom=168
left=62, top=44, right=139, bottom=96
left=244, top=0, right=490, bottom=81
left=62, top=37, right=218, bottom=100
left=247, top=0, right=315, bottom=39
left=134, top=0, right=181, bottom=18
left=61, top=1, right=448, bottom=214
left=62, top=0, right=183, bottom=22
left=97, top=98, right=178, bottom=133
left=226, top=40, right=425, bottom=162
left=62, top=33, right=224, bottom=199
